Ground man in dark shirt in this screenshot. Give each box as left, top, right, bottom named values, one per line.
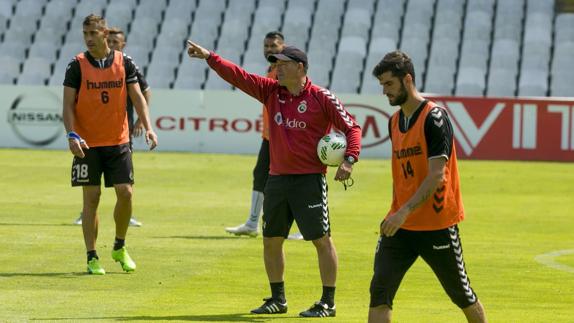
left=368, top=50, right=486, bottom=323
left=63, top=14, right=157, bottom=275
left=72, top=27, right=150, bottom=227
left=187, top=40, right=362, bottom=318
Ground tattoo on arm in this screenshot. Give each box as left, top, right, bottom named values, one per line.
left=406, top=187, right=433, bottom=213
left=401, top=157, right=446, bottom=217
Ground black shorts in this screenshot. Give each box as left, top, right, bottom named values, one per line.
left=71, top=143, right=134, bottom=187
left=370, top=225, right=478, bottom=309
left=252, top=139, right=270, bottom=192
left=263, top=174, right=330, bottom=241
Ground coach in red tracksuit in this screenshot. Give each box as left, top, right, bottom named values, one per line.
left=187, top=40, right=361, bottom=318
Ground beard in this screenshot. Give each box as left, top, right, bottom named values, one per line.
left=389, top=81, right=408, bottom=106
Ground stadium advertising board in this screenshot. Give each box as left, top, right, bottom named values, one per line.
left=143, top=90, right=394, bottom=158
left=430, top=96, right=574, bottom=162
left=1, top=86, right=66, bottom=149
left=0, top=86, right=572, bottom=161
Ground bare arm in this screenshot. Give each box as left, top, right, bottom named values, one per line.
left=187, top=40, right=274, bottom=103
left=133, top=88, right=151, bottom=137
left=142, top=88, right=151, bottom=103
left=62, top=86, right=77, bottom=133
left=62, top=86, right=88, bottom=157
left=380, top=157, right=447, bottom=236
left=128, top=83, right=157, bottom=150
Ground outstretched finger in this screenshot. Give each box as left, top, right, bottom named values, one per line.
left=186, top=40, right=199, bottom=49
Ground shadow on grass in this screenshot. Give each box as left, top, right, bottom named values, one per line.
left=0, top=272, right=123, bottom=277
left=33, top=313, right=295, bottom=322
left=0, top=222, right=77, bottom=227
left=156, top=235, right=255, bottom=240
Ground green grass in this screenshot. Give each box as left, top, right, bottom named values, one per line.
left=560, top=254, right=574, bottom=267
left=0, top=149, right=573, bottom=322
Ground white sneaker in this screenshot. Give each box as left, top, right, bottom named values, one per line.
left=76, top=213, right=142, bottom=227
left=129, top=217, right=142, bottom=227
left=225, top=223, right=258, bottom=237
left=287, top=232, right=304, bottom=240
left=73, top=213, right=82, bottom=225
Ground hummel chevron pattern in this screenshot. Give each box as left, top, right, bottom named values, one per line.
left=433, top=185, right=445, bottom=213
left=448, top=226, right=477, bottom=304
left=321, top=175, right=329, bottom=233
left=431, top=108, right=442, bottom=119
left=319, top=89, right=354, bottom=127
left=431, top=108, right=444, bottom=128
left=433, top=204, right=444, bottom=213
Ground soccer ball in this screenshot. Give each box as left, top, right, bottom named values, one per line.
left=317, top=132, right=347, bottom=166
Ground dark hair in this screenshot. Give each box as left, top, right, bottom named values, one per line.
left=82, top=14, right=107, bottom=30
left=108, top=27, right=125, bottom=37
left=372, top=50, right=416, bottom=85
left=265, top=31, right=285, bottom=42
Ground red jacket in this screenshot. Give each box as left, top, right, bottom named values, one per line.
left=207, top=53, right=362, bottom=175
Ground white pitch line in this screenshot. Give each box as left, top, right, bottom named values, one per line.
left=534, top=249, right=574, bottom=273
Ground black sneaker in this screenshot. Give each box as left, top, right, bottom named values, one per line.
left=250, top=297, right=288, bottom=314
left=299, top=301, right=336, bottom=317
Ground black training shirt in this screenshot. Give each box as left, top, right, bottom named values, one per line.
left=388, top=100, right=454, bottom=159
left=63, top=50, right=148, bottom=129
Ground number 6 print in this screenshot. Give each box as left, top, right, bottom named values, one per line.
left=101, top=91, right=109, bottom=104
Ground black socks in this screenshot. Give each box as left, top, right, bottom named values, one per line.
left=87, top=250, right=98, bottom=263
left=268, top=283, right=334, bottom=306
left=113, top=237, right=125, bottom=251
left=321, top=286, right=336, bottom=307
left=270, top=282, right=286, bottom=303
left=88, top=238, right=125, bottom=263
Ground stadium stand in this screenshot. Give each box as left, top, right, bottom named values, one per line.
left=0, top=0, right=571, bottom=97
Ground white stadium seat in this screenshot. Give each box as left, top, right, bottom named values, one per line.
left=0, top=0, right=568, bottom=94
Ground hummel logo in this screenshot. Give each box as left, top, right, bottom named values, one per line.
left=308, top=203, right=322, bottom=209
left=433, top=244, right=450, bottom=250
left=431, top=109, right=442, bottom=119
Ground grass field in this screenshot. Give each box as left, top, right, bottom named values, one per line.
left=0, top=148, right=573, bottom=322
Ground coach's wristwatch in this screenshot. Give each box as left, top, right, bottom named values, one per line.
left=344, top=155, right=356, bottom=164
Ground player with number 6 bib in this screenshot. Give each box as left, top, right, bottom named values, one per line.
left=62, top=14, right=158, bottom=275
